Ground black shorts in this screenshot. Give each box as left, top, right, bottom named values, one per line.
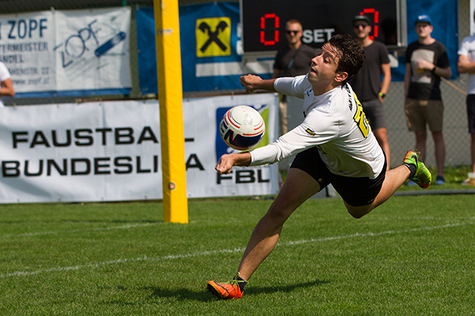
left=290, top=147, right=386, bottom=207
left=467, top=95, right=475, bottom=134
left=362, top=98, right=386, bottom=130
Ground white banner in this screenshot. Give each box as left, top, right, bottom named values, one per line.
left=0, top=7, right=131, bottom=96
left=0, top=94, right=279, bottom=203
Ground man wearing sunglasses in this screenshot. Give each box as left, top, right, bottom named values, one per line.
left=350, top=15, right=392, bottom=169
left=273, top=19, right=316, bottom=135
left=273, top=19, right=316, bottom=172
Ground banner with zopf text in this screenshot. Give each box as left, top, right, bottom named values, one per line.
left=0, top=7, right=131, bottom=97
left=0, top=94, right=279, bottom=203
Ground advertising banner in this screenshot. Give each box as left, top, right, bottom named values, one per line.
left=137, top=1, right=458, bottom=85
left=136, top=3, right=273, bottom=94
left=0, top=93, right=279, bottom=203
left=0, top=7, right=131, bottom=97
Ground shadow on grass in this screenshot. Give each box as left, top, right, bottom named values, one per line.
left=246, top=279, right=330, bottom=296
left=135, top=279, right=330, bottom=302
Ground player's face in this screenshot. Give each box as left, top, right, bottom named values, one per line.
left=353, top=22, right=371, bottom=39
left=308, top=43, right=339, bottom=85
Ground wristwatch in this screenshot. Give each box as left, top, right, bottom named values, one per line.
left=378, top=92, right=386, bottom=99
left=431, top=66, right=436, bottom=73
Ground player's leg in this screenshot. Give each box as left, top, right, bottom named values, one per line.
left=342, top=165, right=410, bottom=217
left=207, top=167, right=320, bottom=299
left=208, top=148, right=327, bottom=299
left=342, top=150, right=431, bottom=217
left=369, top=165, right=411, bottom=209
left=330, top=157, right=387, bottom=219
left=370, top=148, right=431, bottom=209
left=237, top=167, right=320, bottom=281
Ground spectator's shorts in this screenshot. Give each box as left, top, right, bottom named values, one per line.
left=362, top=98, right=386, bottom=130
left=405, top=98, right=444, bottom=132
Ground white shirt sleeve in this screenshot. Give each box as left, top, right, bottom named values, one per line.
left=274, top=75, right=308, bottom=98
left=458, top=37, right=469, bottom=56
left=249, top=128, right=309, bottom=166
left=0, top=62, right=11, bottom=82
left=249, top=107, right=339, bottom=166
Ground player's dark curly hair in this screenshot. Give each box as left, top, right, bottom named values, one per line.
left=329, top=34, right=365, bottom=84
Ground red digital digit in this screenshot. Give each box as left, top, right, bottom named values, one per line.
left=360, top=8, right=380, bottom=40
left=260, top=13, right=280, bottom=46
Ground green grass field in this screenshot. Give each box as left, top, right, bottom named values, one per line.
left=1, top=188, right=474, bottom=315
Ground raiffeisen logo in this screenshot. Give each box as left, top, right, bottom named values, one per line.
left=215, top=104, right=269, bottom=160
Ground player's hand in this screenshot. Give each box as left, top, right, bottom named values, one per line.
left=216, top=152, right=251, bottom=174
left=240, top=74, right=262, bottom=93
left=215, top=154, right=235, bottom=174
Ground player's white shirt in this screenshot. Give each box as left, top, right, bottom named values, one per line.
left=249, top=75, right=385, bottom=179
left=458, top=34, right=475, bottom=95
left=0, top=62, right=12, bottom=107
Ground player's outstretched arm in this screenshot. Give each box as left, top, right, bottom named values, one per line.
left=215, top=152, right=251, bottom=174
left=240, top=74, right=277, bottom=93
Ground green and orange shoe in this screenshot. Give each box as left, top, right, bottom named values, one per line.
left=403, top=151, right=431, bottom=189
left=207, top=280, right=243, bottom=299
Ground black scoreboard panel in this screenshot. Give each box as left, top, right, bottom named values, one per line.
left=240, top=0, right=406, bottom=56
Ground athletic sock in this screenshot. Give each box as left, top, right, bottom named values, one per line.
left=233, top=274, right=247, bottom=292
left=403, top=163, right=416, bottom=179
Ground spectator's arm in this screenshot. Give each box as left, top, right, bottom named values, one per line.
left=457, top=55, right=475, bottom=74
left=0, top=78, right=15, bottom=98
left=434, top=66, right=452, bottom=79
left=404, top=63, right=411, bottom=98
left=380, top=63, right=391, bottom=97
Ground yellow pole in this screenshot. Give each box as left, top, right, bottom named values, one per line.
left=154, top=0, right=188, bottom=223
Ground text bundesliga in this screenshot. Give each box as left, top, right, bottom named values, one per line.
left=2, top=127, right=202, bottom=177
left=2, top=155, right=161, bottom=177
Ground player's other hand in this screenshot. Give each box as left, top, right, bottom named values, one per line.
left=240, top=74, right=262, bottom=93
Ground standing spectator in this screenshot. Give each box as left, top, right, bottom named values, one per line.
left=0, top=61, right=15, bottom=106
left=273, top=19, right=316, bottom=136
left=404, top=14, right=452, bottom=185
left=350, top=15, right=392, bottom=169
left=457, top=10, right=475, bottom=184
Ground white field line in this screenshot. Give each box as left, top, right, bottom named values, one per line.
left=0, top=222, right=157, bottom=238
left=1, top=222, right=473, bottom=279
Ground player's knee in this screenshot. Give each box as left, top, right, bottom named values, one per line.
left=346, top=205, right=372, bottom=219
left=348, top=211, right=365, bottom=219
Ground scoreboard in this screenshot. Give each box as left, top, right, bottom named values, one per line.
left=240, top=0, right=406, bottom=56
